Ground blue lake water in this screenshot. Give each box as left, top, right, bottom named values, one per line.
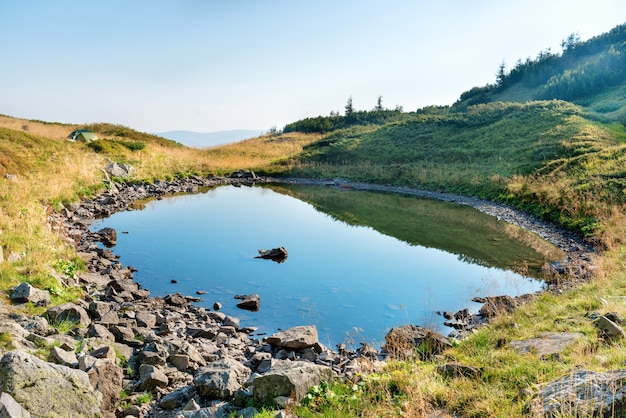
left=90, top=184, right=558, bottom=348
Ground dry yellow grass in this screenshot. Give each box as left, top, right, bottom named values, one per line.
left=0, top=115, right=78, bottom=139
left=200, top=132, right=322, bottom=173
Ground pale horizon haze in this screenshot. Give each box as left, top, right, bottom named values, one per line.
left=1, top=1, right=625, bottom=133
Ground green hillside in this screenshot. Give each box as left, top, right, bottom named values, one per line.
left=276, top=23, right=626, bottom=240
left=454, top=23, right=626, bottom=124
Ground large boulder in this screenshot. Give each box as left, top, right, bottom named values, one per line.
left=265, top=325, right=319, bottom=349
left=0, top=350, right=101, bottom=417
left=193, top=358, right=251, bottom=400
left=252, top=360, right=333, bottom=404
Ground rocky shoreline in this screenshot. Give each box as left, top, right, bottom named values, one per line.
left=0, top=173, right=599, bottom=417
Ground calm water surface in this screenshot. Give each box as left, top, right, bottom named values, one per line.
left=90, top=184, right=561, bottom=348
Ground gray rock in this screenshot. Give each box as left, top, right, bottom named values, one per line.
left=137, top=364, right=169, bottom=392
left=165, top=293, right=188, bottom=307
left=45, top=303, right=91, bottom=327
left=10, top=283, right=50, bottom=306
left=159, top=385, right=195, bottom=410
left=594, top=315, right=626, bottom=340
left=0, top=350, right=101, bottom=417
left=135, top=311, right=157, bottom=328
left=0, top=392, right=31, bottom=418
left=510, top=332, right=584, bottom=356
left=528, top=369, right=626, bottom=416
left=252, top=360, right=333, bottom=404
left=104, top=162, right=135, bottom=178
left=265, top=325, right=319, bottom=349
left=87, top=323, right=115, bottom=341
left=48, top=346, right=79, bottom=368
left=194, top=358, right=251, bottom=400
left=14, top=315, right=53, bottom=337
left=170, top=354, right=190, bottom=371
left=90, top=345, right=116, bottom=361
left=137, top=341, right=169, bottom=367
left=223, top=316, right=240, bottom=330
left=180, top=401, right=232, bottom=417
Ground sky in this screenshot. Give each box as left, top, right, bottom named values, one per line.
left=1, top=1, right=625, bottom=134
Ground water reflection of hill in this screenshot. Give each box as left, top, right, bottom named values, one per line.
left=265, top=184, right=564, bottom=278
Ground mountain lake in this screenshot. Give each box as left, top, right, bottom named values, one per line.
left=89, top=183, right=564, bottom=348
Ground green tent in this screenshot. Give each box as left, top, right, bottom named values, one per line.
left=67, top=129, right=98, bottom=142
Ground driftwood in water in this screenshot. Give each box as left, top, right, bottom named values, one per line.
left=255, top=247, right=288, bottom=263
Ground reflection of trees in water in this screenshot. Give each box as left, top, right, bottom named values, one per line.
left=267, top=183, right=561, bottom=280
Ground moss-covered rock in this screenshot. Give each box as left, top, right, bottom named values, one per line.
left=0, top=350, right=101, bottom=417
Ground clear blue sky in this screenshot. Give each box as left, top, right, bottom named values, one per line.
left=1, top=1, right=625, bottom=133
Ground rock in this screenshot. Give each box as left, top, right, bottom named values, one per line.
left=96, top=227, right=117, bottom=247
left=252, top=360, right=333, bottom=404
left=137, top=364, right=169, bottom=392
left=87, top=323, right=115, bottom=341
left=104, top=162, right=135, bottom=178
left=213, top=302, right=222, bottom=311
left=223, top=316, right=240, bottom=329
left=135, top=310, right=157, bottom=328
left=594, top=315, right=626, bottom=340
left=193, top=358, right=251, bottom=400
left=170, top=354, right=190, bottom=371
left=165, top=292, right=189, bottom=307
left=10, top=315, right=53, bottom=337
left=90, top=345, right=117, bottom=361
left=255, top=247, right=288, bottom=263
left=229, top=170, right=257, bottom=179
left=48, top=346, right=79, bottom=368
left=510, top=332, right=584, bottom=356
left=45, top=303, right=91, bottom=327
left=10, top=283, right=51, bottom=306
left=159, top=386, right=195, bottom=410
left=477, top=295, right=518, bottom=318
left=0, top=392, right=31, bottom=418
left=383, top=325, right=452, bottom=360
left=0, top=350, right=101, bottom=417
left=527, top=369, right=626, bottom=416
left=265, top=325, right=319, bottom=349
left=437, top=362, right=482, bottom=379
left=235, top=294, right=260, bottom=312
left=137, top=342, right=168, bottom=366
left=88, top=361, right=123, bottom=414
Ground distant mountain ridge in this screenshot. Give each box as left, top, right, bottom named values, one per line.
left=155, top=129, right=264, bottom=147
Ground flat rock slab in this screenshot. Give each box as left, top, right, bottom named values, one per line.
left=528, top=369, right=626, bottom=416
left=509, top=332, right=584, bottom=356
left=265, top=325, right=318, bottom=349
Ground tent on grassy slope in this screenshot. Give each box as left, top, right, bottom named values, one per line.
left=67, top=129, right=98, bottom=142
